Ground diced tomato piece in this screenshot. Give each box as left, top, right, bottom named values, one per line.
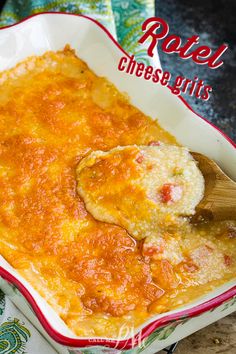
left=159, top=183, right=183, bottom=203
left=224, top=254, right=232, bottom=266
left=148, top=141, right=161, bottom=146
left=135, top=154, right=144, bottom=164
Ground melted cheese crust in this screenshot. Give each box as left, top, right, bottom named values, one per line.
left=0, top=47, right=235, bottom=338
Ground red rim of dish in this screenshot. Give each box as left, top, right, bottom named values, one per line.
left=0, top=12, right=235, bottom=350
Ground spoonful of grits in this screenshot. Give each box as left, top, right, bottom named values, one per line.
left=76, top=144, right=207, bottom=240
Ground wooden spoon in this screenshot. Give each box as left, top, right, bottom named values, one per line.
left=191, top=152, right=236, bottom=223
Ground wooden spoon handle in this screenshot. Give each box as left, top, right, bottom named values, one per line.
left=194, top=179, right=236, bottom=222
left=191, top=152, right=236, bottom=222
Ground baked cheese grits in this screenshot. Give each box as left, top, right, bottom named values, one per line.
left=0, top=47, right=235, bottom=337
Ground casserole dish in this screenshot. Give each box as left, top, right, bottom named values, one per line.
left=0, top=13, right=235, bottom=354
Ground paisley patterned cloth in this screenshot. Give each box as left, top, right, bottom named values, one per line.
left=0, top=289, right=56, bottom=353
left=0, top=0, right=158, bottom=65
left=0, top=1, right=158, bottom=353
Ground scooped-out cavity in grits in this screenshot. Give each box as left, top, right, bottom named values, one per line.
left=0, top=46, right=235, bottom=338
left=76, top=144, right=205, bottom=240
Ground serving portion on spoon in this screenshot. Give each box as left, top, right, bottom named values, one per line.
left=76, top=143, right=205, bottom=240
left=76, top=143, right=236, bottom=295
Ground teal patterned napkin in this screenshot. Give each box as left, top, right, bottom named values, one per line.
left=0, top=0, right=155, bottom=64
left=0, top=1, right=156, bottom=353
left=0, top=289, right=57, bottom=353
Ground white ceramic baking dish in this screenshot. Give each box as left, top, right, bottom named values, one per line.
left=0, top=13, right=235, bottom=354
